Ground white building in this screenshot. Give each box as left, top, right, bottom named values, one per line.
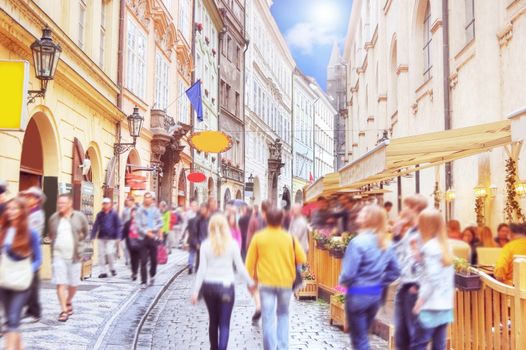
left=292, top=69, right=317, bottom=204
left=312, top=82, right=336, bottom=180
left=342, top=0, right=526, bottom=228
left=244, top=0, right=294, bottom=208
left=192, top=0, right=223, bottom=203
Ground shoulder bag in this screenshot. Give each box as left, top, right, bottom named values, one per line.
left=0, top=249, right=32, bottom=291
left=291, top=235, right=303, bottom=291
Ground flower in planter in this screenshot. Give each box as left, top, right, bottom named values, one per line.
left=334, top=285, right=347, bottom=304
left=300, top=264, right=316, bottom=280
left=212, top=48, right=217, bottom=56
left=205, top=36, right=210, bottom=45
left=195, top=23, right=203, bottom=32
left=204, top=89, right=209, bottom=97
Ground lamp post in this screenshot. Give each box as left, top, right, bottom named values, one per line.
left=28, top=26, right=62, bottom=104
left=114, top=106, right=144, bottom=155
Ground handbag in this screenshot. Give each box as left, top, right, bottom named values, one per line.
left=157, top=243, right=168, bottom=265
left=291, top=235, right=303, bottom=291
left=0, top=251, right=33, bottom=291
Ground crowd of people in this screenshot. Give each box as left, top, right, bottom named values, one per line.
left=1, top=176, right=526, bottom=350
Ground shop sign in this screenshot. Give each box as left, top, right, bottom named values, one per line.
left=0, top=61, right=29, bottom=131
left=59, top=182, right=72, bottom=194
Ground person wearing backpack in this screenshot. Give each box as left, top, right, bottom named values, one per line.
left=122, top=207, right=141, bottom=281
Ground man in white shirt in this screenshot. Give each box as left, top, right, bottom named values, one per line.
left=47, top=193, right=89, bottom=322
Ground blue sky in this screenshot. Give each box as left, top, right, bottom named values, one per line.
left=271, top=0, right=353, bottom=91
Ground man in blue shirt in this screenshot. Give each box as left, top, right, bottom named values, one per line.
left=91, top=198, right=122, bottom=278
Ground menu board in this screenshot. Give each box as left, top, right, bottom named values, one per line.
left=81, top=181, right=95, bottom=232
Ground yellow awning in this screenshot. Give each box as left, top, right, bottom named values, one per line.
left=304, top=172, right=340, bottom=202
left=339, top=120, right=512, bottom=189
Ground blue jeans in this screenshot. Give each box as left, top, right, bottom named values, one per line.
left=260, top=286, right=292, bottom=350
left=202, top=282, right=235, bottom=350
left=411, top=321, right=448, bottom=350
left=345, top=293, right=382, bottom=350
left=394, top=283, right=419, bottom=349
left=188, top=249, right=196, bottom=269
left=0, top=287, right=31, bottom=332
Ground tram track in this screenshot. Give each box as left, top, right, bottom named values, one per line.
left=131, top=266, right=188, bottom=350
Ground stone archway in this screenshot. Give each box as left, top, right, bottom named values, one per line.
left=177, top=169, right=187, bottom=207
left=19, top=118, right=44, bottom=191
left=282, top=186, right=291, bottom=210
left=295, top=190, right=303, bottom=204
left=224, top=188, right=232, bottom=209
left=85, top=145, right=103, bottom=206
left=125, top=149, right=146, bottom=201
left=235, top=190, right=242, bottom=200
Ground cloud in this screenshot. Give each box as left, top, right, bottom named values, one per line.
left=285, top=22, right=339, bottom=55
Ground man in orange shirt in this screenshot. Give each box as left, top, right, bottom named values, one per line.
left=246, top=207, right=306, bottom=350
left=494, top=223, right=526, bottom=285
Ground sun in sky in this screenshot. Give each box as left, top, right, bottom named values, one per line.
left=310, top=1, right=342, bottom=28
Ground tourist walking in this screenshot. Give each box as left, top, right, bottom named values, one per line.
left=289, top=204, right=309, bottom=254
left=238, top=205, right=251, bottom=260
left=122, top=208, right=141, bottom=281
left=91, top=198, right=121, bottom=278
left=136, top=192, right=163, bottom=288
left=120, top=197, right=136, bottom=265
left=0, top=179, right=8, bottom=216
left=339, top=205, right=400, bottom=350
left=191, top=214, right=255, bottom=350
left=183, top=201, right=199, bottom=271
left=392, top=194, right=428, bottom=349
left=245, top=207, right=307, bottom=350
left=47, top=193, right=89, bottom=322
left=411, top=209, right=454, bottom=350
left=227, top=212, right=242, bottom=250
left=0, top=197, right=42, bottom=350
left=189, top=203, right=211, bottom=272
left=19, top=187, right=46, bottom=322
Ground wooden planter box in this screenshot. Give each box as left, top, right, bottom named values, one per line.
left=330, top=295, right=348, bottom=332
left=294, top=279, right=318, bottom=300
left=329, top=248, right=345, bottom=258
left=455, top=272, right=481, bottom=291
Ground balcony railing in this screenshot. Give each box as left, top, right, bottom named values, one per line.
left=221, top=163, right=244, bottom=183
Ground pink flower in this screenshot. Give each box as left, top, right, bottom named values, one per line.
left=335, top=285, right=347, bottom=294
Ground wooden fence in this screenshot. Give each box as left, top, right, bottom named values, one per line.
left=450, top=256, right=526, bottom=350
left=308, top=232, right=526, bottom=349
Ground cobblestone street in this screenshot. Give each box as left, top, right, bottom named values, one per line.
left=138, top=270, right=388, bottom=350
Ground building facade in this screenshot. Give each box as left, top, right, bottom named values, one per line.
left=313, top=81, right=336, bottom=180
left=217, top=0, right=246, bottom=208
left=0, top=0, right=123, bottom=222
left=191, top=0, right=223, bottom=204
left=292, top=69, right=316, bottom=204
left=342, top=0, right=526, bottom=227
left=327, top=41, right=348, bottom=170
left=244, top=0, right=294, bottom=208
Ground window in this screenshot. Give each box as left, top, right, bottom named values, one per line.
left=155, top=53, right=169, bottom=109
left=178, top=0, right=191, bottom=41
left=236, top=46, right=241, bottom=69
left=422, top=1, right=432, bottom=80
left=99, top=1, right=106, bottom=68
left=235, top=92, right=240, bottom=116
left=465, top=0, right=475, bottom=42
left=126, top=17, right=147, bottom=99
left=225, top=84, right=231, bottom=110
left=79, top=0, right=87, bottom=49
left=178, top=80, right=190, bottom=124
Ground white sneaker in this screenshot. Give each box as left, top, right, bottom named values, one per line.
left=140, top=283, right=147, bottom=289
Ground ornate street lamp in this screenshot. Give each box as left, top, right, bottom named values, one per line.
left=28, top=26, right=62, bottom=103
left=114, top=107, right=144, bottom=155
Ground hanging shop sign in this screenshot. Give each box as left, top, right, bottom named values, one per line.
left=189, top=130, right=232, bottom=153
left=0, top=61, right=29, bottom=131
left=187, top=172, right=206, bottom=183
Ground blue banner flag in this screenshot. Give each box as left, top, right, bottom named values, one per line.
left=186, top=80, right=203, bottom=122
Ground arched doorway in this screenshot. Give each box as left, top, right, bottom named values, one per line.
left=223, top=188, right=232, bottom=208
left=125, top=149, right=146, bottom=201
left=178, top=170, right=187, bottom=207
left=253, top=176, right=261, bottom=204
left=19, top=118, right=44, bottom=190
left=282, top=186, right=291, bottom=210
left=295, top=190, right=303, bottom=204
left=85, top=146, right=102, bottom=207
left=208, top=177, right=215, bottom=198
left=235, top=190, right=242, bottom=200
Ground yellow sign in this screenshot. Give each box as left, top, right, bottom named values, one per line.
left=0, top=60, right=29, bottom=131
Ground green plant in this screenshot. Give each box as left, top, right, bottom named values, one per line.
left=342, top=233, right=357, bottom=246
left=300, top=264, right=316, bottom=280
left=454, top=257, right=471, bottom=275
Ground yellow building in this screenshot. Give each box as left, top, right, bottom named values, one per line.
left=0, top=0, right=124, bottom=215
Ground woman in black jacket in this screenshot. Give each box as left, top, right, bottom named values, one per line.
left=122, top=208, right=141, bottom=281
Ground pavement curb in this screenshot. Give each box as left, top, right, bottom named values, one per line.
left=131, top=265, right=188, bottom=350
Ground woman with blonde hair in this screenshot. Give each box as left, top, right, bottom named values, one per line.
left=191, top=213, right=255, bottom=350
left=339, top=205, right=400, bottom=350
left=411, top=208, right=454, bottom=350
left=478, top=226, right=497, bottom=248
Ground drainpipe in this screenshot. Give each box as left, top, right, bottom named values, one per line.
left=442, top=0, right=452, bottom=219
left=290, top=70, right=295, bottom=203
left=190, top=0, right=196, bottom=201
left=114, top=0, right=126, bottom=202
left=242, top=0, right=249, bottom=201
left=217, top=27, right=225, bottom=208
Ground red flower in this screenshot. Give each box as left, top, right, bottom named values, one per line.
left=196, top=23, right=203, bottom=32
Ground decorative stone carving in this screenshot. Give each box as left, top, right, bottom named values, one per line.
left=127, top=0, right=151, bottom=28
left=411, top=103, right=419, bottom=115
left=498, top=22, right=513, bottom=47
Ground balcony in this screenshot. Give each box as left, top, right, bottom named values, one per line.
left=221, top=163, right=244, bottom=183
